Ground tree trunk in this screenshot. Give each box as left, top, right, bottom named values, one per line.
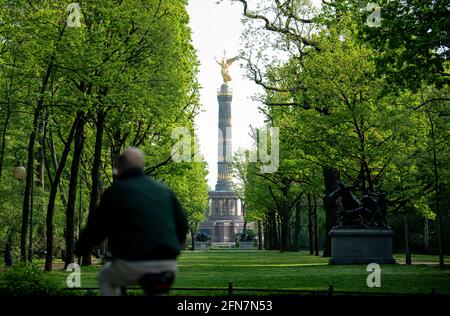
left=424, top=218, right=430, bottom=252
left=307, top=193, right=313, bottom=255
left=313, top=193, right=319, bottom=256
left=322, top=166, right=340, bottom=257
left=257, top=221, right=263, bottom=250
left=22, top=55, right=55, bottom=262
left=0, top=62, right=15, bottom=178
left=110, top=130, right=122, bottom=184
left=437, top=214, right=444, bottom=268
left=274, top=216, right=280, bottom=250
left=4, top=235, right=13, bottom=267
left=190, top=228, right=196, bottom=251
left=82, top=111, right=105, bottom=266
left=292, top=199, right=301, bottom=252
left=280, top=204, right=290, bottom=252
left=263, top=223, right=269, bottom=249
left=64, top=114, right=85, bottom=268
left=37, top=112, right=47, bottom=190
left=78, top=171, right=83, bottom=265
left=20, top=107, right=41, bottom=262
left=44, top=113, right=79, bottom=271
left=0, top=110, right=11, bottom=177
left=47, top=129, right=68, bottom=206
left=429, top=111, right=444, bottom=268
left=404, top=213, right=411, bottom=265
left=267, top=211, right=278, bottom=250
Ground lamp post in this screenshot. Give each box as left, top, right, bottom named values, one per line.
left=13, top=148, right=26, bottom=181
left=13, top=147, right=34, bottom=262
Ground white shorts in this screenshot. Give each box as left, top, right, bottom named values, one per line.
left=98, top=259, right=177, bottom=296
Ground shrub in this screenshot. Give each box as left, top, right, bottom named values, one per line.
left=195, top=232, right=209, bottom=242
left=0, top=264, right=63, bottom=296
left=239, top=230, right=256, bottom=242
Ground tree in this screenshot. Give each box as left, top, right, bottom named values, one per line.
left=229, top=0, right=343, bottom=256
left=231, top=0, right=448, bottom=258
left=358, top=0, right=450, bottom=89
left=163, top=159, right=209, bottom=251
left=233, top=126, right=316, bottom=252
left=0, top=0, right=202, bottom=270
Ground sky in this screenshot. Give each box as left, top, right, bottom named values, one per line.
left=187, top=0, right=321, bottom=188
left=187, top=0, right=264, bottom=188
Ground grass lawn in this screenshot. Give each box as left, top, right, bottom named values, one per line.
left=46, top=250, right=450, bottom=296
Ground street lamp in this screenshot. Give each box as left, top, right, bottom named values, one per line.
left=13, top=164, right=26, bottom=180
left=13, top=147, right=34, bottom=262
left=13, top=149, right=26, bottom=180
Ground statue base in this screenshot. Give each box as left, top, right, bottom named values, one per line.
left=329, top=228, right=395, bottom=265
left=198, top=218, right=244, bottom=243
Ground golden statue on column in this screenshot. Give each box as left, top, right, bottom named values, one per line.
left=215, top=51, right=239, bottom=84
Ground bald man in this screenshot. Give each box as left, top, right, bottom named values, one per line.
left=75, top=147, right=188, bottom=296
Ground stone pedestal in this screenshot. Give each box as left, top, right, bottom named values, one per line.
left=199, top=218, right=244, bottom=243
left=239, top=242, right=254, bottom=250
left=199, top=190, right=244, bottom=243
left=195, top=242, right=209, bottom=250
left=329, top=228, right=395, bottom=265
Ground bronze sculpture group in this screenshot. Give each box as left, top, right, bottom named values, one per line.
left=326, top=182, right=389, bottom=229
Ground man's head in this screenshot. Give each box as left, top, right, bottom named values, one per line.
left=117, top=147, right=145, bottom=176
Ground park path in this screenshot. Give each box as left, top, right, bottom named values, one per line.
left=37, top=259, right=102, bottom=270
left=396, top=259, right=441, bottom=265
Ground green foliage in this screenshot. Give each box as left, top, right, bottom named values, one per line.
left=0, top=0, right=207, bottom=266
left=234, top=0, right=449, bottom=254
left=162, top=160, right=209, bottom=233
left=358, top=0, right=450, bottom=89
left=0, top=264, right=63, bottom=296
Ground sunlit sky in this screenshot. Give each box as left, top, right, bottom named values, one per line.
left=187, top=0, right=321, bottom=188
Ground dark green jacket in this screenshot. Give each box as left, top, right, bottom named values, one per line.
left=75, top=169, right=188, bottom=261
